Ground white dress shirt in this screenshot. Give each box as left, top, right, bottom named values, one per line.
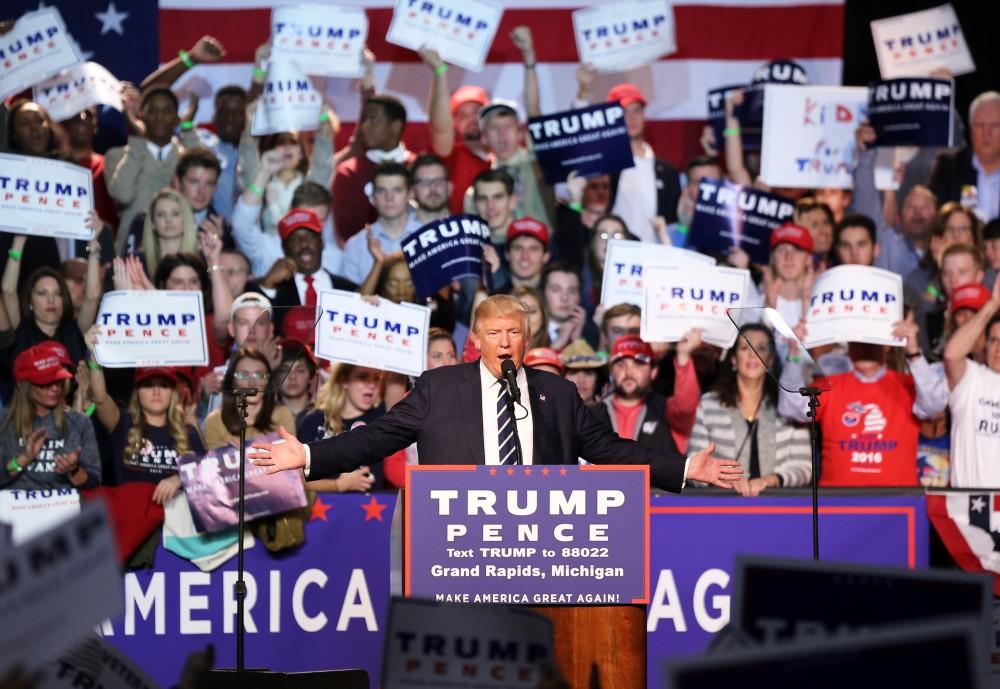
left=480, top=361, right=534, bottom=465
left=973, top=155, right=1000, bottom=222
left=611, top=142, right=658, bottom=243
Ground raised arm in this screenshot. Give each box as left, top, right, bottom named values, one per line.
left=944, top=276, right=1000, bottom=389
left=200, top=231, right=233, bottom=345
left=140, top=35, right=225, bottom=90
left=420, top=47, right=455, bottom=157
left=84, top=326, right=121, bottom=433
left=77, top=213, right=104, bottom=333
left=1, top=235, right=25, bottom=328
left=723, top=90, right=752, bottom=186
left=512, top=27, right=540, bottom=119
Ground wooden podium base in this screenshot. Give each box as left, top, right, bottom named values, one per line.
left=532, top=605, right=646, bottom=689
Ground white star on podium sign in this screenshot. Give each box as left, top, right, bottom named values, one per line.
left=95, top=1, right=128, bottom=36
left=971, top=496, right=986, bottom=513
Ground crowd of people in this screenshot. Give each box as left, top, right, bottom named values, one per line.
left=2, top=23, right=1000, bottom=513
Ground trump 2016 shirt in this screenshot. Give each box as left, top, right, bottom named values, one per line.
left=948, top=361, right=1000, bottom=488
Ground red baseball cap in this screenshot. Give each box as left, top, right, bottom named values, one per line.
left=950, top=283, right=991, bottom=313
left=524, top=347, right=564, bottom=374
left=769, top=223, right=814, bottom=253
left=610, top=335, right=653, bottom=365
left=14, top=341, right=74, bottom=386
left=506, top=217, right=549, bottom=248
left=278, top=208, right=323, bottom=241
left=135, top=367, right=179, bottom=386
left=607, top=83, right=647, bottom=108
left=450, top=85, right=489, bottom=115
left=281, top=305, right=318, bottom=344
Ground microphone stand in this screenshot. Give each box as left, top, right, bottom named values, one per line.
left=504, top=379, right=524, bottom=466
left=799, top=386, right=823, bottom=561
left=233, top=386, right=258, bottom=674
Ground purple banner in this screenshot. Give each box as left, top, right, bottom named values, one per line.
left=688, top=178, right=795, bottom=264
left=405, top=466, right=649, bottom=605
left=401, top=214, right=491, bottom=300
left=104, top=493, right=396, bottom=689
left=645, top=493, right=928, bottom=685
left=869, top=77, right=953, bottom=148
left=527, top=103, right=634, bottom=185
left=177, top=433, right=307, bottom=532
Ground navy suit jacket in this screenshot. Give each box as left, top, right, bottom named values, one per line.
left=307, top=361, right=688, bottom=492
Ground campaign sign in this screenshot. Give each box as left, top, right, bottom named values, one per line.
left=250, top=59, right=323, bottom=136
left=382, top=598, right=554, bottom=689
left=868, top=77, right=954, bottom=148
left=527, top=103, right=633, bottom=185
left=0, top=153, right=93, bottom=240
left=760, top=84, right=868, bottom=190
left=733, top=60, right=811, bottom=152
left=405, top=465, right=650, bottom=605
left=871, top=3, right=975, bottom=79
left=402, top=214, right=490, bottom=300
left=0, top=501, right=121, bottom=677
left=386, top=0, right=503, bottom=73
left=104, top=493, right=396, bottom=689
left=0, top=7, right=83, bottom=102
left=804, top=265, right=905, bottom=348
left=177, top=435, right=308, bottom=533
left=645, top=492, right=929, bottom=679
left=641, top=265, right=750, bottom=349
left=271, top=5, right=368, bottom=78
left=94, top=291, right=209, bottom=367
left=0, top=487, right=80, bottom=545
left=35, top=637, right=163, bottom=689
left=600, top=239, right=713, bottom=309
left=572, top=0, right=677, bottom=73
left=33, top=61, right=122, bottom=122
left=688, top=178, right=795, bottom=265
left=707, top=84, right=760, bottom=151
left=315, top=289, right=430, bottom=377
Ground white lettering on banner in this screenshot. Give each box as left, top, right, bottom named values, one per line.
left=527, top=105, right=624, bottom=140
left=751, top=61, right=809, bottom=85
left=696, top=181, right=795, bottom=220
left=871, top=80, right=952, bottom=103
left=429, top=489, right=627, bottom=516
left=402, top=216, right=489, bottom=259
left=647, top=569, right=732, bottom=633
left=103, top=567, right=377, bottom=636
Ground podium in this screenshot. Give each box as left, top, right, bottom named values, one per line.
left=403, top=465, right=650, bottom=689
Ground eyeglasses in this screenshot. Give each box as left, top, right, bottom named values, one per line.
left=233, top=370, right=269, bottom=381
left=598, top=232, right=626, bottom=241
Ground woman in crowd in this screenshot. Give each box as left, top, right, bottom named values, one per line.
left=510, top=285, right=550, bottom=349
left=298, top=363, right=390, bottom=492
left=584, top=215, right=637, bottom=310
left=0, top=341, right=100, bottom=489
left=427, top=327, right=458, bottom=370
left=86, top=331, right=205, bottom=501
left=689, top=323, right=811, bottom=496
left=134, top=188, right=200, bottom=277
left=560, top=339, right=606, bottom=403
left=277, top=339, right=318, bottom=429
left=203, top=348, right=295, bottom=449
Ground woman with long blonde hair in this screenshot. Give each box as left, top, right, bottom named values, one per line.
left=139, top=188, right=200, bottom=277
left=297, top=363, right=386, bottom=492
left=86, top=330, right=204, bottom=502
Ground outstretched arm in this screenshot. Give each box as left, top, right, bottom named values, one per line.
left=944, top=276, right=1000, bottom=389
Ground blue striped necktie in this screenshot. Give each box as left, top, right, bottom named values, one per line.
left=497, top=380, right=518, bottom=465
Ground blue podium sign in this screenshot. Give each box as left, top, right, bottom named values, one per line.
left=404, top=465, right=649, bottom=605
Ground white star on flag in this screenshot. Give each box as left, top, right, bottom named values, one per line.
left=971, top=496, right=986, bottom=512
left=95, top=2, right=128, bottom=36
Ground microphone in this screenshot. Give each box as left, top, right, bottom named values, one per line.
left=500, top=359, right=520, bottom=404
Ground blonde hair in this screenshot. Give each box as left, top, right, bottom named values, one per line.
left=124, top=385, right=191, bottom=466
left=2, top=380, right=68, bottom=441
left=314, top=364, right=381, bottom=437
left=142, top=188, right=199, bottom=277
left=472, top=294, right=531, bottom=337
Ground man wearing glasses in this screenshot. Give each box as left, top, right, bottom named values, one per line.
left=409, top=154, right=453, bottom=224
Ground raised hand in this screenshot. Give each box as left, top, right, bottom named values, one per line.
left=251, top=425, right=307, bottom=474
left=54, top=447, right=82, bottom=475
left=190, top=35, right=226, bottom=64
left=891, top=310, right=920, bottom=355
left=686, top=442, right=743, bottom=488
left=510, top=26, right=535, bottom=62
left=199, top=229, right=222, bottom=265
left=366, top=224, right=384, bottom=263
left=419, top=46, right=444, bottom=71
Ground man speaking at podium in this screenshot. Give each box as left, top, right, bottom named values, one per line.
left=251, top=295, right=741, bottom=491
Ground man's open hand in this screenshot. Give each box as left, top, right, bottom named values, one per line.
left=251, top=426, right=307, bottom=474
left=686, top=442, right=743, bottom=488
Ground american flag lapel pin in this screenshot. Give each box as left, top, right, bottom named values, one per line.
left=539, top=394, right=546, bottom=402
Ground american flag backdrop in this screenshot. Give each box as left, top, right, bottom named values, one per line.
left=9, top=0, right=844, bottom=166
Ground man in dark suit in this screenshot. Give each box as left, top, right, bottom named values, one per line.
left=259, top=208, right=356, bottom=334
left=928, top=91, right=1000, bottom=222
left=251, top=296, right=741, bottom=492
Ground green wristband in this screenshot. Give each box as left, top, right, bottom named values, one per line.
left=434, top=63, right=448, bottom=76
left=252, top=66, right=267, bottom=80
left=723, top=126, right=740, bottom=137
left=180, top=121, right=195, bottom=130
left=88, top=360, right=100, bottom=370
left=675, top=224, right=689, bottom=235
left=248, top=183, right=264, bottom=196
left=569, top=202, right=583, bottom=213
left=179, top=49, right=194, bottom=69
left=926, top=284, right=942, bottom=299
left=319, top=112, right=330, bottom=123
left=8, top=248, right=22, bottom=261
left=6, top=456, right=22, bottom=473
left=85, top=402, right=97, bottom=417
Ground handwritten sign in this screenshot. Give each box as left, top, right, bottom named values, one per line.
left=600, top=239, right=714, bottom=309
left=804, top=265, right=905, bottom=348
left=315, top=289, right=430, bottom=377
left=94, top=291, right=208, bottom=367
left=641, top=265, right=750, bottom=348
left=0, top=7, right=83, bottom=102
left=760, top=84, right=869, bottom=190
left=386, top=0, right=503, bottom=73
left=868, top=77, right=954, bottom=147
left=271, top=4, right=368, bottom=78
left=33, top=61, right=122, bottom=122
left=527, top=103, right=633, bottom=185
left=871, top=4, right=974, bottom=79
left=572, top=0, right=676, bottom=73
left=0, top=153, right=93, bottom=240
left=250, top=59, right=322, bottom=136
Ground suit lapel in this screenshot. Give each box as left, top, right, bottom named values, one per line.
left=457, top=363, right=486, bottom=465
left=527, top=371, right=552, bottom=465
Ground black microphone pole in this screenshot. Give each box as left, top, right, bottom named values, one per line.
left=500, top=360, right=524, bottom=465
left=233, top=385, right=259, bottom=674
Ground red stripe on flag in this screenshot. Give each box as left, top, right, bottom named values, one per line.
left=926, top=495, right=1000, bottom=596
left=159, top=6, right=843, bottom=64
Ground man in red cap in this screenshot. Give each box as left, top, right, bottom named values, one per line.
left=523, top=347, right=564, bottom=376
left=260, top=208, right=356, bottom=334
left=594, top=81, right=681, bottom=244
left=766, top=222, right=815, bottom=336
left=502, top=217, right=551, bottom=292
left=588, top=335, right=683, bottom=457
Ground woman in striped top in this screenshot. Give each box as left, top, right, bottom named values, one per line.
left=688, top=323, right=811, bottom=496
